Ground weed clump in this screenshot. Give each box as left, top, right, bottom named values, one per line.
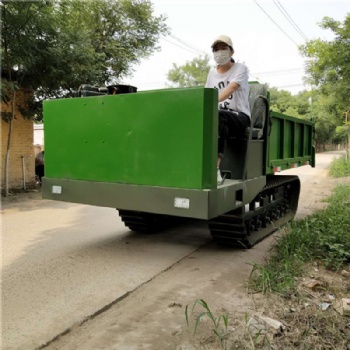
left=185, top=299, right=229, bottom=349
left=329, top=155, right=350, bottom=177
left=250, top=184, right=350, bottom=295
left=245, top=183, right=350, bottom=349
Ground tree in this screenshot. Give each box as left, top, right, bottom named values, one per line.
left=167, top=55, right=211, bottom=87
left=269, top=87, right=312, bottom=119
left=1, top=0, right=168, bottom=195
left=269, top=88, right=296, bottom=114
left=300, top=14, right=350, bottom=155
left=1, top=0, right=168, bottom=103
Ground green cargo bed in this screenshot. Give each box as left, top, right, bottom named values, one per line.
left=267, top=111, right=315, bottom=173
left=43, top=88, right=218, bottom=190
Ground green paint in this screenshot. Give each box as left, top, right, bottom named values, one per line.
left=44, top=88, right=218, bottom=189
left=266, top=111, right=314, bottom=173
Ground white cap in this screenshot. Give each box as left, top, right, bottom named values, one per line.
left=211, top=35, right=233, bottom=49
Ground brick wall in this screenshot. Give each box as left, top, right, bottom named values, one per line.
left=1, top=90, right=35, bottom=190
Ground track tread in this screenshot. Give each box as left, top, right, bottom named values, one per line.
left=209, top=175, right=300, bottom=248
left=118, top=210, right=182, bottom=233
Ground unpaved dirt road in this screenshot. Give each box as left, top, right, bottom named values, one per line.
left=1, top=151, right=347, bottom=350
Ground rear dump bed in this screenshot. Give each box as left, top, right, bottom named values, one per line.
left=42, top=87, right=314, bottom=221
left=267, top=111, right=315, bottom=174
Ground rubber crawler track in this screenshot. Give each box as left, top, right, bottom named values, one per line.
left=118, top=175, right=300, bottom=247
left=117, top=210, right=182, bottom=233
left=208, top=175, right=300, bottom=248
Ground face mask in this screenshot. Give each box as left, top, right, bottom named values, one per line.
left=214, top=49, right=231, bottom=65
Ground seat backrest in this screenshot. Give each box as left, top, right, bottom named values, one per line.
left=248, top=83, right=268, bottom=130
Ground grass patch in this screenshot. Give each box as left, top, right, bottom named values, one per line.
left=329, top=155, right=350, bottom=177
left=185, top=299, right=229, bottom=349
left=250, top=184, right=350, bottom=295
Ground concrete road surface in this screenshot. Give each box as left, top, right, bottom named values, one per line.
left=1, top=151, right=345, bottom=349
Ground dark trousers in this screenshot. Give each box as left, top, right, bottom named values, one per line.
left=218, top=110, right=250, bottom=156
left=35, top=165, right=45, bottom=182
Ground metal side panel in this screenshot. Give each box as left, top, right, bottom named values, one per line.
left=266, top=112, right=315, bottom=174
left=42, top=176, right=266, bottom=220
left=43, top=88, right=218, bottom=190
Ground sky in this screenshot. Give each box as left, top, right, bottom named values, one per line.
left=122, top=0, right=349, bottom=95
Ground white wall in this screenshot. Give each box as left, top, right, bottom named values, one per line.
left=33, top=123, right=44, bottom=146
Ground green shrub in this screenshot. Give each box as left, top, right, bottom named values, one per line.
left=329, top=155, right=350, bottom=177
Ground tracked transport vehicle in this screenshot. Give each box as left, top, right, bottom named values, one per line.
left=42, top=83, right=315, bottom=248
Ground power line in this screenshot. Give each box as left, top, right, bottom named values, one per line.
left=169, top=34, right=207, bottom=55
left=253, top=68, right=304, bottom=76
left=161, top=37, right=201, bottom=56
left=252, top=0, right=299, bottom=47
left=273, top=0, right=308, bottom=41
left=161, top=35, right=208, bottom=56
left=276, top=83, right=305, bottom=88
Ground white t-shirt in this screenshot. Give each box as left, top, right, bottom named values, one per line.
left=205, top=62, right=251, bottom=117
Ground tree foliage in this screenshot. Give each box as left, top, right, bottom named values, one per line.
left=300, top=14, right=350, bottom=147
left=167, top=55, right=211, bottom=88
left=269, top=88, right=312, bottom=119
left=301, top=15, right=350, bottom=106
left=1, top=0, right=169, bottom=119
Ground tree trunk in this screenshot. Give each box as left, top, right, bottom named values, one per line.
left=4, top=90, right=16, bottom=197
